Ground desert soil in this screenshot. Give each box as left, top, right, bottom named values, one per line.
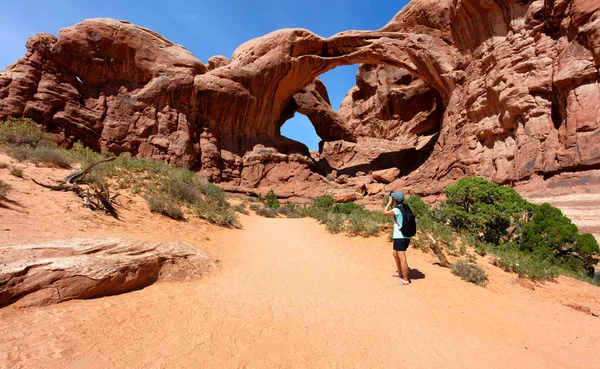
left=1, top=154, right=600, bottom=369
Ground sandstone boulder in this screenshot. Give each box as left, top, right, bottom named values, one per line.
left=366, top=183, right=386, bottom=195
left=335, top=174, right=349, bottom=184
left=372, top=168, right=401, bottom=184
left=332, top=190, right=362, bottom=203
left=0, top=237, right=217, bottom=308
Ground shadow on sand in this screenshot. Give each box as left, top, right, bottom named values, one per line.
left=408, top=268, right=426, bottom=280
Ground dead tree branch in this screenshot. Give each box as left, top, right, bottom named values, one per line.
left=427, top=233, right=452, bottom=268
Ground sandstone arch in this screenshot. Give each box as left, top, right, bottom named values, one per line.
left=195, top=28, right=460, bottom=156
left=277, top=77, right=353, bottom=147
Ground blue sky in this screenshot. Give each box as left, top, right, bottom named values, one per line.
left=0, top=0, right=409, bottom=151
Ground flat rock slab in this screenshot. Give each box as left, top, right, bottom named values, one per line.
left=0, top=237, right=218, bottom=308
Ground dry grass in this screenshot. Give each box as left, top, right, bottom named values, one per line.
left=0, top=179, right=10, bottom=199
left=451, top=261, right=489, bottom=286
left=9, top=167, right=23, bottom=178
left=146, top=195, right=184, bottom=220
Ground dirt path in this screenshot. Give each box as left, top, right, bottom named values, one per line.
left=1, top=214, right=599, bottom=369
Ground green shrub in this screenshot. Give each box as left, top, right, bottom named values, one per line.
left=451, top=261, right=489, bottom=286
left=332, top=202, right=361, bottom=214
left=265, top=189, right=280, bottom=209
left=346, top=214, right=367, bottom=236
left=405, top=195, right=430, bottom=218
left=345, top=211, right=382, bottom=237
left=0, top=162, right=8, bottom=169
left=417, top=215, right=457, bottom=250
left=282, top=201, right=302, bottom=218
left=277, top=206, right=292, bottom=217
left=232, top=205, right=250, bottom=215
left=195, top=199, right=239, bottom=227
left=303, top=197, right=389, bottom=237
left=249, top=203, right=261, bottom=211
left=0, top=180, right=10, bottom=199
left=11, top=145, right=72, bottom=168
left=301, top=205, right=329, bottom=222
left=218, top=208, right=240, bottom=228
left=0, top=118, right=51, bottom=146
left=197, top=179, right=228, bottom=207
left=277, top=206, right=301, bottom=218
left=577, top=233, right=600, bottom=255
left=256, top=207, right=277, bottom=218
left=324, top=214, right=344, bottom=234
left=313, top=195, right=335, bottom=209
left=146, top=195, right=184, bottom=220
left=67, top=141, right=104, bottom=165
left=9, top=167, right=23, bottom=178
left=162, top=176, right=202, bottom=204
left=518, top=203, right=599, bottom=276
left=490, top=252, right=559, bottom=281
left=441, top=177, right=531, bottom=244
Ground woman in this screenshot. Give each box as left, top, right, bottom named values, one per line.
left=383, top=191, right=411, bottom=285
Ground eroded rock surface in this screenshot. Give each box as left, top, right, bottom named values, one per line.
left=338, top=64, right=443, bottom=140
left=1, top=1, right=600, bottom=198
left=385, top=0, right=600, bottom=195
left=0, top=237, right=217, bottom=307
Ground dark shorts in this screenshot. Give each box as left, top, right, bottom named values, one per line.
left=393, top=238, right=410, bottom=251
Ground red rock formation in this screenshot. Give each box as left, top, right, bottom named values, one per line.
left=280, top=78, right=354, bottom=144
left=1, top=1, right=600, bottom=198
left=372, top=168, right=401, bottom=184
left=0, top=237, right=217, bottom=307
left=362, top=0, right=600, bottom=196
left=0, top=19, right=205, bottom=169
left=339, top=64, right=442, bottom=139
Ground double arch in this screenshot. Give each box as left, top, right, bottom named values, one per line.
left=196, top=28, right=460, bottom=155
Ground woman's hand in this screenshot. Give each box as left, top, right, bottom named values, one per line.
left=383, top=194, right=395, bottom=216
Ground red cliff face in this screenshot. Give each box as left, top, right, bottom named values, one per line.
left=1, top=1, right=600, bottom=198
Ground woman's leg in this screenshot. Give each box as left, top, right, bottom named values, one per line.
left=393, top=250, right=402, bottom=276
left=398, top=251, right=410, bottom=282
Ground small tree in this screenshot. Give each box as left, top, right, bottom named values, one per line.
left=518, top=203, right=599, bottom=276
left=265, top=189, right=280, bottom=209
left=441, top=177, right=529, bottom=244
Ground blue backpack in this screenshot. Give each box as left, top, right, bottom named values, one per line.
left=393, top=203, right=417, bottom=237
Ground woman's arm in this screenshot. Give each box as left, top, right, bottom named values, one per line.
left=382, top=196, right=395, bottom=216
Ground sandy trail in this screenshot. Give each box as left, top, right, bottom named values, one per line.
left=1, top=214, right=599, bottom=369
